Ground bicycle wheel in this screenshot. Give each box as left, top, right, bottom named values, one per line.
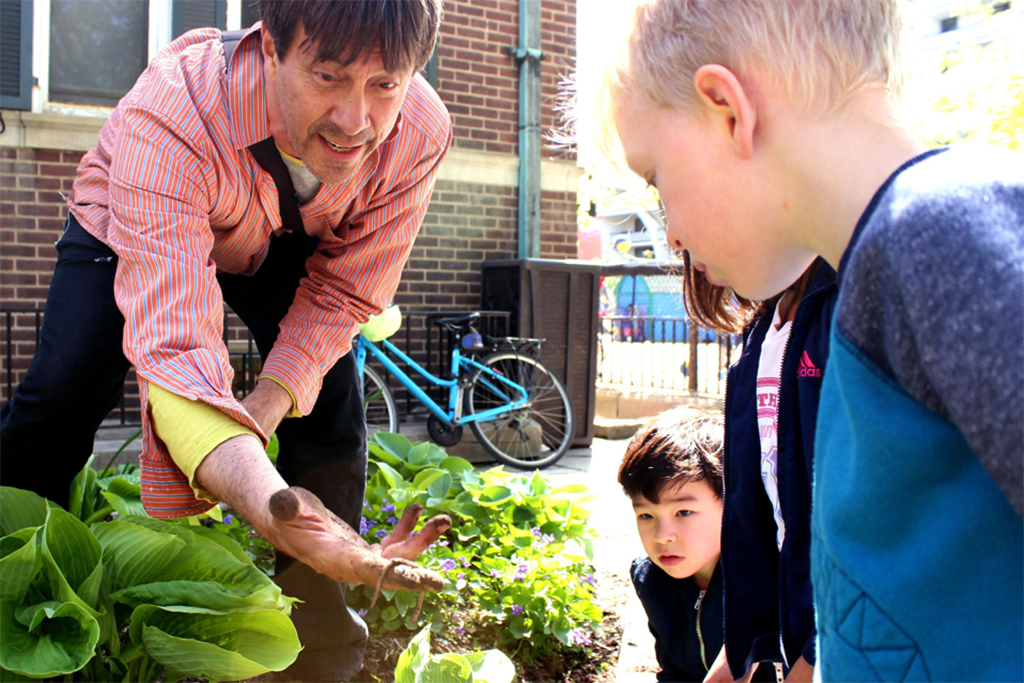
left=465, top=352, right=574, bottom=469
left=362, top=365, right=399, bottom=437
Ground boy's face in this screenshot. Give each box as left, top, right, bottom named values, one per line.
left=614, top=95, right=817, bottom=301
left=632, top=478, right=722, bottom=583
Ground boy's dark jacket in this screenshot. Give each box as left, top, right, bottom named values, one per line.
left=631, top=557, right=722, bottom=682
left=721, top=261, right=838, bottom=678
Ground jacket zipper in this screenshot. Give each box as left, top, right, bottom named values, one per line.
left=772, top=279, right=835, bottom=673
left=695, top=588, right=709, bottom=671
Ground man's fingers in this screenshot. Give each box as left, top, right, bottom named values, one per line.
left=380, top=503, right=424, bottom=549
left=382, top=514, right=452, bottom=560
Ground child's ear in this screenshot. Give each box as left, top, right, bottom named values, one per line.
left=692, top=65, right=756, bottom=160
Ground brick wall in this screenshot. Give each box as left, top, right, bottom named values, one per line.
left=437, top=0, right=576, bottom=158
left=1, top=1, right=581, bottom=414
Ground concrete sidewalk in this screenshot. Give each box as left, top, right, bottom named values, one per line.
left=543, top=438, right=660, bottom=682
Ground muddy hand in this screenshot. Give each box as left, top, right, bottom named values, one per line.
left=376, top=502, right=452, bottom=560
left=267, top=487, right=447, bottom=592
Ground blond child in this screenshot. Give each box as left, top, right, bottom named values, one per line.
left=598, top=1, right=1023, bottom=681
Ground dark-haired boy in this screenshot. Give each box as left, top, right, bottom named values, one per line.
left=620, top=408, right=773, bottom=683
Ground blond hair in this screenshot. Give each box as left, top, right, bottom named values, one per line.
left=610, top=0, right=903, bottom=115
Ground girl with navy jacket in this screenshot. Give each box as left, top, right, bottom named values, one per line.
left=680, top=254, right=838, bottom=683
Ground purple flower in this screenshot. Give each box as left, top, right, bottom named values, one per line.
left=438, top=539, right=449, bottom=547
left=359, top=517, right=370, bottom=535
left=387, top=516, right=398, bottom=525
left=367, top=519, right=378, bottom=528
left=440, top=559, right=457, bottom=572
left=515, top=561, right=532, bottom=576
left=510, top=605, right=523, bottom=616
left=490, top=569, right=502, bottom=578
left=568, top=628, right=592, bottom=646
left=532, top=526, right=542, bottom=536
left=358, top=608, right=368, bottom=617
left=382, top=500, right=396, bottom=514
left=222, top=514, right=234, bottom=525
left=458, top=573, right=465, bottom=580
left=582, top=573, right=597, bottom=586
left=455, top=626, right=467, bottom=636
left=375, top=529, right=387, bottom=538
left=459, top=556, right=471, bottom=568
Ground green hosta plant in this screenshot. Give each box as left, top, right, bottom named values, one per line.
left=394, top=626, right=515, bottom=683
left=0, top=478, right=299, bottom=682
left=349, top=433, right=602, bottom=660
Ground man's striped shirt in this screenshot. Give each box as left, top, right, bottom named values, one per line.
left=67, top=25, right=451, bottom=517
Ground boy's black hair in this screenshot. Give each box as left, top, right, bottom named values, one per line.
left=617, top=407, right=723, bottom=503
left=260, top=0, right=442, bottom=74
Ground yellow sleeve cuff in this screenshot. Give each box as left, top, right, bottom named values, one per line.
left=148, top=382, right=259, bottom=504
left=258, top=375, right=303, bottom=418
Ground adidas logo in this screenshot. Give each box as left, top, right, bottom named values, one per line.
left=797, top=351, right=822, bottom=378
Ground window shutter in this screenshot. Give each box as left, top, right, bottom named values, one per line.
left=171, top=0, right=226, bottom=39
left=0, top=0, right=33, bottom=111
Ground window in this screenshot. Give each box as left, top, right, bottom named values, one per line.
left=0, top=0, right=243, bottom=115
left=940, top=16, right=959, bottom=32
left=0, top=0, right=33, bottom=110
left=48, top=0, right=150, bottom=107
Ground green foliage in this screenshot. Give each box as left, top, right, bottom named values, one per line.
left=350, top=433, right=602, bottom=661
left=394, top=627, right=515, bottom=683
left=0, top=468, right=299, bottom=681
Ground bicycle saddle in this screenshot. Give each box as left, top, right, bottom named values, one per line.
left=433, top=312, right=481, bottom=330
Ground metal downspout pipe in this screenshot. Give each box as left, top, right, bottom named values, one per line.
left=511, top=0, right=543, bottom=258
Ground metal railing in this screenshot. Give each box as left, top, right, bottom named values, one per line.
left=1, top=305, right=511, bottom=428
left=597, top=314, right=739, bottom=395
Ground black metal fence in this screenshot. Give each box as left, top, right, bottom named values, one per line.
left=1, top=305, right=512, bottom=428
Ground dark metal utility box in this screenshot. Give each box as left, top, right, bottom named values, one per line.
left=481, top=259, right=603, bottom=447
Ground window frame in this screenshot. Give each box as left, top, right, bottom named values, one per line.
left=27, top=0, right=245, bottom=116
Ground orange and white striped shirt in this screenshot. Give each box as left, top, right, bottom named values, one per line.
left=68, top=25, right=452, bottom=518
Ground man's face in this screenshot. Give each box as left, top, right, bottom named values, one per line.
left=615, top=94, right=815, bottom=301
left=632, top=479, right=722, bottom=582
left=262, top=25, right=413, bottom=185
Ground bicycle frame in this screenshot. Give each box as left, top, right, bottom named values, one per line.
left=355, top=334, right=530, bottom=427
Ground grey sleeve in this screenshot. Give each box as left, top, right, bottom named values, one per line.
left=846, top=180, right=1024, bottom=515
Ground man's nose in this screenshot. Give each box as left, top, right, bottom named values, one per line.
left=329, top=91, right=370, bottom=138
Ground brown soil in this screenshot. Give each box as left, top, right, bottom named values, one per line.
left=350, top=567, right=628, bottom=683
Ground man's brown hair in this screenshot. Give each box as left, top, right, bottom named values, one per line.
left=618, top=407, right=723, bottom=503
left=259, top=0, right=442, bottom=74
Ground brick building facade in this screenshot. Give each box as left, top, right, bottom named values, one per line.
left=0, top=0, right=580, bottom=412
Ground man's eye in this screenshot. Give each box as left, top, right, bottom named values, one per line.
left=638, top=513, right=652, bottom=521
left=676, top=510, right=692, bottom=517
left=378, top=81, right=399, bottom=90
left=316, top=72, right=337, bottom=83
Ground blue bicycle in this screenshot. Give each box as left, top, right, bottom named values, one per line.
left=355, top=309, right=575, bottom=469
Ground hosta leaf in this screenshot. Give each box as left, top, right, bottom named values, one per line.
left=372, top=433, right=414, bottom=462
left=465, top=649, right=516, bottom=683
left=0, top=599, right=99, bottom=678
left=69, top=457, right=98, bottom=521
left=439, top=456, right=474, bottom=477
left=41, top=507, right=104, bottom=613
left=413, top=469, right=446, bottom=491
left=0, top=488, right=49, bottom=536
left=374, top=461, right=404, bottom=489
left=132, top=606, right=299, bottom=681
left=529, top=470, right=550, bottom=497
left=0, top=527, right=42, bottom=602
left=395, top=626, right=431, bottom=683
left=419, top=653, right=473, bottom=682
left=404, top=443, right=436, bottom=471
left=427, top=473, right=453, bottom=500
left=476, top=486, right=514, bottom=507
left=92, top=520, right=186, bottom=590
left=100, top=490, right=147, bottom=519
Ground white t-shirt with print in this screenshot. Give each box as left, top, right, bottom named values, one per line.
left=756, top=300, right=792, bottom=551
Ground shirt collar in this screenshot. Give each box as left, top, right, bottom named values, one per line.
left=228, top=23, right=271, bottom=150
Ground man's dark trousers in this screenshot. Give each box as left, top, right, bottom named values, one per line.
left=0, top=214, right=370, bottom=681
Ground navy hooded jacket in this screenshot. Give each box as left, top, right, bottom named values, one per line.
left=721, top=261, right=837, bottom=679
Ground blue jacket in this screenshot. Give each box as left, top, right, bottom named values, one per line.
left=631, top=557, right=725, bottom=682
left=813, top=148, right=1022, bottom=682
left=722, top=261, right=838, bottom=679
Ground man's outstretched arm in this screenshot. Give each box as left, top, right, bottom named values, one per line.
left=194, top=433, right=451, bottom=592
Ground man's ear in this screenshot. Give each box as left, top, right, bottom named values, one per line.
left=692, top=65, right=756, bottom=160
left=260, top=25, right=279, bottom=74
